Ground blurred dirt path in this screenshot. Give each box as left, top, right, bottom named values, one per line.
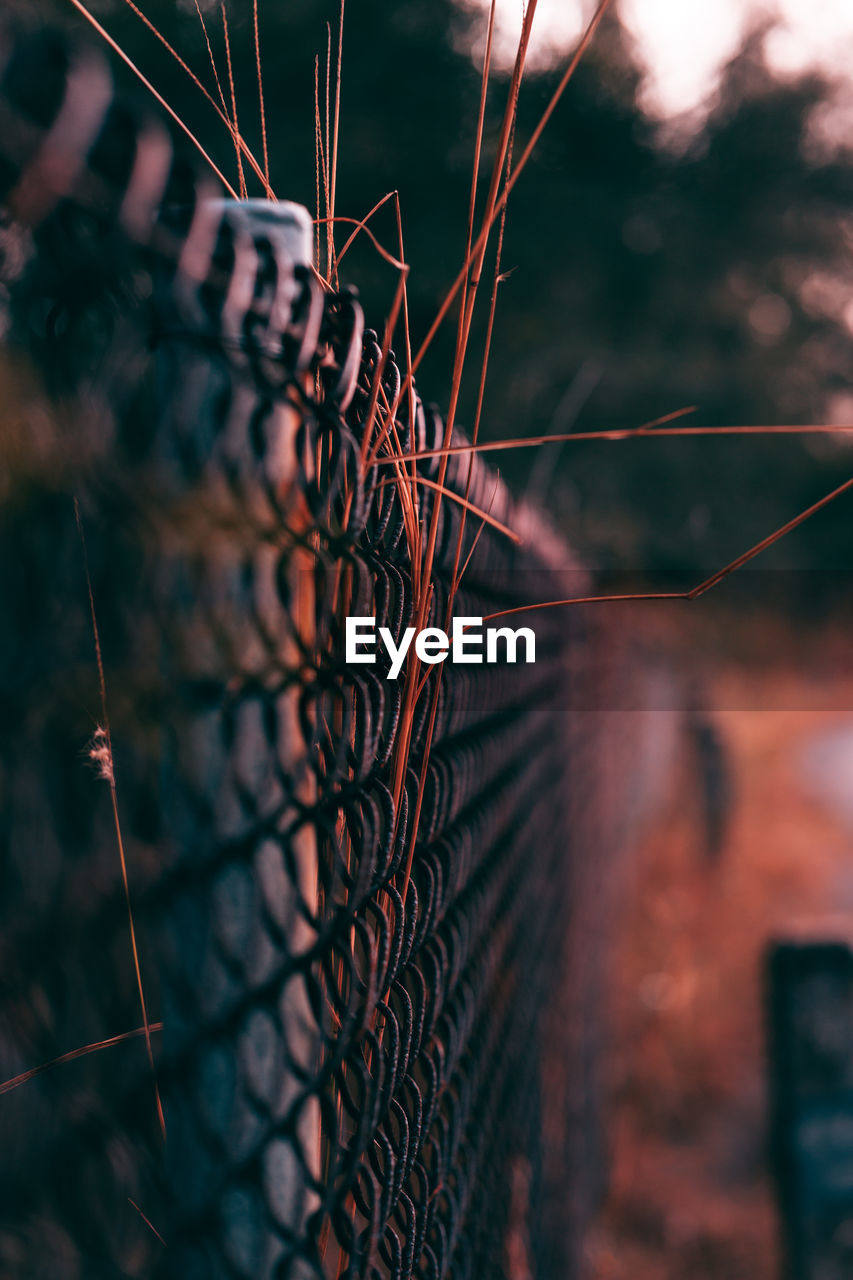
left=587, top=667, right=853, bottom=1280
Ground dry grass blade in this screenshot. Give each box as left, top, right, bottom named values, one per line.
left=439, top=0, right=536, bottom=437
left=312, top=42, right=334, bottom=280
left=369, top=475, right=520, bottom=542
left=74, top=499, right=166, bottom=1143
left=121, top=0, right=214, bottom=106
left=482, top=591, right=686, bottom=622
left=219, top=1, right=247, bottom=198
left=412, top=474, right=502, bottom=705
left=65, top=0, right=239, bottom=197
left=407, top=0, right=614, bottom=383
left=195, top=0, right=251, bottom=193
left=361, top=264, right=412, bottom=463
left=500, top=0, right=615, bottom=206
left=392, top=2, right=537, bottom=906
left=449, top=62, right=517, bottom=603
left=314, top=55, right=323, bottom=268
left=330, top=0, right=346, bottom=284
left=0, top=1022, right=164, bottom=1097
left=128, top=1198, right=167, bottom=1246
left=393, top=192, right=420, bottom=556
left=481, top=473, right=853, bottom=622
left=404, top=49, right=520, bottom=887
left=447, top=0, right=506, bottom=602
left=325, top=22, right=334, bottom=277
left=457, top=475, right=501, bottom=587
left=415, top=0, right=537, bottom=619
left=380, top=0, right=614, bottom=853
left=313, top=55, right=337, bottom=279
left=686, top=473, right=853, bottom=598
left=642, top=422, right=853, bottom=436
left=459, top=0, right=496, bottom=333
left=117, top=0, right=271, bottom=195
left=194, top=0, right=230, bottom=121
left=376, top=406, right=696, bottom=465
left=253, top=0, right=269, bottom=187
left=317, top=206, right=406, bottom=270
left=374, top=415, right=853, bottom=464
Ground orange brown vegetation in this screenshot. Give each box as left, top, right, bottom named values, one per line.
left=590, top=640, right=853, bottom=1279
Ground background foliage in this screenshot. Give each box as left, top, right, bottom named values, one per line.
left=34, top=0, right=853, bottom=590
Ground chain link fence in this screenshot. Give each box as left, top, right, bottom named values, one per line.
left=0, top=24, right=666, bottom=1279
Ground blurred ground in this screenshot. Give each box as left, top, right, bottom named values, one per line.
left=587, top=652, right=853, bottom=1280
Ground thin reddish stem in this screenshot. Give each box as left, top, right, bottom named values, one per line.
left=74, top=499, right=166, bottom=1142
left=481, top=474, right=853, bottom=623
left=0, top=1023, right=164, bottom=1097
left=128, top=1199, right=167, bottom=1247
left=220, top=1, right=247, bottom=198
left=65, top=0, right=239, bottom=197
left=253, top=0, right=270, bottom=186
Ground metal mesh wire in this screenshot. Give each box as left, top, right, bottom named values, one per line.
left=0, top=24, right=648, bottom=1280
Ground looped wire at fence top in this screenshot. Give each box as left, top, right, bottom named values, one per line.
left=0, top=22, right=648, bottom=1280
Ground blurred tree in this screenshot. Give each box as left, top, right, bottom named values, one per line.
left=26, top=1, right=853, bottom=587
